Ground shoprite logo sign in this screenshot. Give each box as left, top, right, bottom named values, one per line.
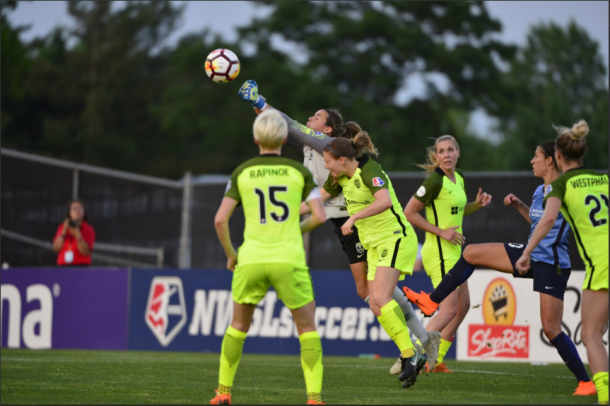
left=468, top=277, right=529, bottom=359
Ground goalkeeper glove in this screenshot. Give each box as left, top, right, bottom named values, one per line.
left=238, top=80, right=267, bottom=109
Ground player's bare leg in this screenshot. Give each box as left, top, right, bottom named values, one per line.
left=350, top=261, right=368, bottom=300
left=462, top=243, right=513, bottom=274
left=541, top=293, right=595, bottom=395
left=581, top=289, right=609, bottom=404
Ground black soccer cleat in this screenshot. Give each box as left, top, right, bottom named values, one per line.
left=398, top=350, right=427, bottom=389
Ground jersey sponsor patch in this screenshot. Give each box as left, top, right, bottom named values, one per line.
left=416, top=186, right=426, bottom=197
left=372, top=177, right=385, bottom=187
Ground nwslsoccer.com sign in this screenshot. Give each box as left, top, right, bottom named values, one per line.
left=128, top=269, right=440, bottom=357
left=456, top=270, right=608, bottom=364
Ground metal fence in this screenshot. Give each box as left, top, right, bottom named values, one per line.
left=1, top=148, right=589, bottom=270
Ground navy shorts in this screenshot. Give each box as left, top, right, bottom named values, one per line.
left=504, top=243, right=571, bottom=301
left=331, top=217, right=367, bottom=264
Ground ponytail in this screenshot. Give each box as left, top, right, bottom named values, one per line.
left=554, top=120, right=588, bottom=162
left=324, top=132, right=379, bottom=160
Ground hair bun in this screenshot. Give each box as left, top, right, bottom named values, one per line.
left=570, top=120, right=589, bottom=140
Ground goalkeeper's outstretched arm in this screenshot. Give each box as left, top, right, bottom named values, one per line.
left=238, top=80, right=331, bottom=154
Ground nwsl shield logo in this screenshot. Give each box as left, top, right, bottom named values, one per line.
left=145, top=277, right=187, bottom=346
left=372, top=177, right=385, bottom=187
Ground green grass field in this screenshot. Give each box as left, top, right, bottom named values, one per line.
left=0, top=348, right=597, bottom=405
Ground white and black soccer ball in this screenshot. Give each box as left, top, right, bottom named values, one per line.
left=205, top=49, right=240, bottom=84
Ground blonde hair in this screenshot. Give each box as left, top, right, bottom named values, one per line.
left=553, top=120, right=589, bottom=162
left=253, top=109, right=287, bottom=149
left=417, top=135, right=459, bottom=174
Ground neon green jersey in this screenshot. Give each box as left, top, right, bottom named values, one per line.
left=414, top=168, right=467, bottom=266
left=323, top=155, right=412, bottom=250
left=544, top=168, right=609, bottom=282
left=225, top=154, right=318, bottom=266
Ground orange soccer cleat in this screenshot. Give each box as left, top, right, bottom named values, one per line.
left=306, top=400, right=326, bottom=405
left=431, top=363, right=453, bottom=373
left=402, top=286, right=439, bottom=316
left=573, top=380, right=596, bottom=396
left=210, top=390, right=231, bottom=405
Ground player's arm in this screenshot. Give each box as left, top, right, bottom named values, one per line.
left=301, top=195, right=326, bottom=234
left=340, top=189, right=392, bottom=236
left=515, top=196, right=561, bottom=273
left=464, top=187, right=492, bottom=216
left=238, top=80, right=329, bottom=154
left=503, top=193, right=531, bottom=224
left=300, top=187, right=332, bottom=215
left=214, top=196, right=239, bottom=271
left=404, top=197, right=465, bottom=245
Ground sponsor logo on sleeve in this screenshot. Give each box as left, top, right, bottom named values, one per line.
left=372, top=177, right=385, bottom=187
left=416, top=186, right=426, bottom=197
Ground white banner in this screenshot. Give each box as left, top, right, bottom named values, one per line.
left=455, top=270, right=608, bottom=363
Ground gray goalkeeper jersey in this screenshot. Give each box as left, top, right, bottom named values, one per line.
left=274, top=108, right=349, bottom=220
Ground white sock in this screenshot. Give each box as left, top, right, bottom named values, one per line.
left=392, top=286, right=429, bottom=344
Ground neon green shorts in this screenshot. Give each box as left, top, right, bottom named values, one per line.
left=583, top=263, right=609, bottom=291
left=423, top=256, right=460, bottom=289
left=367, top=233, right=418, bottom=281
left=232, top=262, right=314, bottom=309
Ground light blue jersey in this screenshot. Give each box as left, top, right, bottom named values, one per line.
left=529, top=185, right=571, bottom=269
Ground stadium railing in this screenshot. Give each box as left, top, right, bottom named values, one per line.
left=1, top=229, right=164, bottom=268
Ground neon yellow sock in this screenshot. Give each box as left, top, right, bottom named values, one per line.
left=218, top=326, right=247, bottom=388
left=437, top=338, right=453, bottom=364
left=300, top=331, right=323, bottom=397
left=593, top=372, right=609, bottom=404
left=378, top=300, right=414, bottom=358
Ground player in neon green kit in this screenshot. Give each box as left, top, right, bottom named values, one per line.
left=302, top=133, right=427, bottom=389
left=403, top=135, right=491, bottom=372
left=211, top=110, right=327, bottom=405
left=517, top=120, right=608, bottom=405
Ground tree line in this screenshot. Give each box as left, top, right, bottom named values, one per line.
left=2, top=1, right=608, bottom=178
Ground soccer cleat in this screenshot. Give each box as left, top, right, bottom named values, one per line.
left=399, top=350, right=427, bottom=389
left=402, top=287, right=438, bottom=317
left=422, top=331, right=442, bottom=372
left=389, top=356, right=402, bottom=375
left=431, top=362, right=453, bottom=373
left=210, top=390, right=231, bottom=405
left=306, top=400, right=326, bottom=405
left=573, top=380, right=597, bottom=396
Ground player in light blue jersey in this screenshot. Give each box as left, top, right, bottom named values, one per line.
left=405, top=142, right=596, bottom=396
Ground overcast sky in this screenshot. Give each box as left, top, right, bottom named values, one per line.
left=8, top=1, right=609, bottom=142
left=9, top=1, right=609, bottom=66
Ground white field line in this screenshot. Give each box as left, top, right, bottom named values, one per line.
left=0, top=357, right=574, bottom=380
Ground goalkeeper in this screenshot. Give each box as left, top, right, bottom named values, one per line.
left=238, top=80, right=441, bottom=373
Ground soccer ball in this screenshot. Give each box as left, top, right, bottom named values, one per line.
left=205, top=49, right=240, bottom=84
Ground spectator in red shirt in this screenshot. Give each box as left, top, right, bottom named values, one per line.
left=53, top=199, right=96, bottom=266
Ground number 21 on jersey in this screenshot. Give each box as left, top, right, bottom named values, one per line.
left=585, top=193, right=609, bottom=227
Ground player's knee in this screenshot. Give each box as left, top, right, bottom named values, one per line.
left=462, top=244, right=477, bottom=263
left=542, top=322, right=561, bottom=340
left=459, top=294, right=471, bottom=311
left=580, top=324, right=600, bottom=346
